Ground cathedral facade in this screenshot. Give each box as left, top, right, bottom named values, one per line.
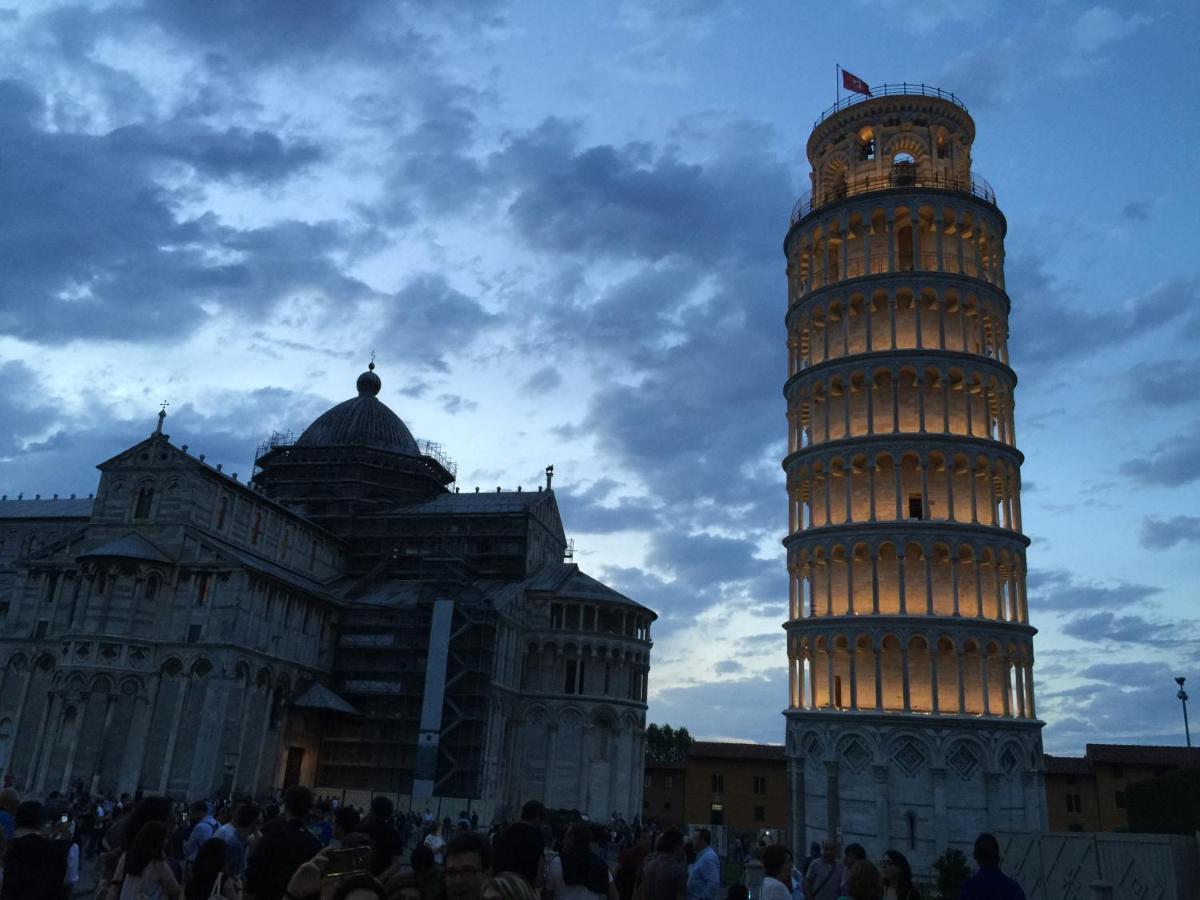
left=0, top=366, right=653, bottom=821
left=781, top=85, right=1046, bottom=866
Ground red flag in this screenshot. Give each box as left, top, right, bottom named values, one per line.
left=841, top=69, right=871, bottom=96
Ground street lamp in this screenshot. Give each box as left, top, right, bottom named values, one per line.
left=1176, top=676, right=1191, bottom=748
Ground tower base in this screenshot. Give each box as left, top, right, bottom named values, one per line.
left=785, top=711, right=1046, bottom=869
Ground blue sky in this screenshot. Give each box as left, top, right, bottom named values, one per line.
left=1, top=0, right=1197, bottom=755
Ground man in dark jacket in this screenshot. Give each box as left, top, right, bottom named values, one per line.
left=244, top=785, right=321, bottom=900
left=0, top=801, right=68, bottom=900
left=491, top=800, right=546, bottom=888
left=960, top=833, right=1026, bottom=900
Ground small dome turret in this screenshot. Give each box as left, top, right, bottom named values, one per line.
left=296, top=364, right=419, bottom=455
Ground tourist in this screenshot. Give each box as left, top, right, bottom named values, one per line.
left=615, top=829, right=653, bottom=900
left=109, top=820, right=183, bottom=899
left=840, top=844, right=866, bottom=896
left=639, top=829, right=687, bottom=900
left=424, top=820, right=447, bottom=866
left=959, top=833, right=1025, bottom=900
left=803, top=839, right=843, bottom=900
left=0, top=801, right=68, bottom=900
left=443, top=833, right=492, bottom=900
left=215, top=802, right=259, bottom=878
left=184, top=801, right=219, bottom=869
left=326, top=807, right=358, bottom=849
left=548, top=823, right=616, bottom=900
left=686, top=830, right=719, bottom=900
left=243, top=785, right=322, bottom=900
left=0, top=788, right=18, bottom=840
left=185, top=838, right=239, bottom=900
left=845, top=860, right=883, bottom=900
left=492, top=800, right=546, bottom=888
left=760, top=844, right=792, bottom=900
left=878, top=851, right=919, bottom=900
left=51, top=810, right=82, bottom=896
left=361, top=796, right=405, bottom=876
left=482, top=871, right=537, bottom=900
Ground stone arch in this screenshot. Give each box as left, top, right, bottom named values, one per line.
left=835, top=729, right=876, bottom=774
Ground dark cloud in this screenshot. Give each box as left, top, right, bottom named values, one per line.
left=1124, top=358, right=1200, bottom=408
left=1118, top=423, right=1200, bottom=487
left=650, top=530, right=767, bottom=587
left=375, top=274, right=497, bottom=372
left=1140, top=516, right=1200, bottom=550
left=522, top=366, right=562, bottom=395
left=714, top=660, right=743, bottom=675
left=1061, top=612, right=1180, bottom=645
left=1007, top=264, right=1200, bottom=371
left=0, top=78, right=374, bottom=343
left=493, top=116, right=793, bottom=266
left=0, top=359, right=58, bottom=457
left=110, top=123, right=324, bottom=184
left=1027, top=568, right=1162, bottom=613
left=438, top=394, right=478, bottom=415
left=1040, top=659, right=1189, bottom=753
left=558, top=481, right=660, bottom=535
left=649, top=669, right=788, bottom=743
left=1122, top=200, right=1150, bottom=221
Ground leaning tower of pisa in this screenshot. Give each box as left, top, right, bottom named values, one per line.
left=781, top=85, right=1046, bottom=864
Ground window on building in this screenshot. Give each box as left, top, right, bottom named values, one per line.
left=909, top=495, right=923, bottom=520
left=43, top=572, right=59, bottom=602
left=665, top=776, right=673, bottom=788
left=645, top=774, right=652, bottom=788
left=0, top=601, right=10, bottom=618
left=186, top=624, right=202, bottom=643
left=753, top=776, right=767, bottom=795
left=564, top=659, right=578, bottom=694
left=709, top=803, right=724, bottom=826
left=195, top=574, right=211, bottom=607
left=34, top=620, right=48, bottom=638
left=251, top=511, right=263, bottom=545
left=1066, top=793, right=1082, bottom=813
left=906, top=810, right=917, bottom=849
left=280, top=529, right=290, bottom=558
left=134, top=486, right=154, bottom=519
left=711, top=774, right=724, bottom=793
left=754, top=806, right=766, bottom=823
left=604, top=663, right=611, bottom=695
left=309, top=540, right=318, bottom=571
left=1115, top=790, right=1126, bottom=809
left=551, top=605, right=563, bottom=629
left=144, top=576, right=159, bottom=600
left=216, top=496, right=227, bottom=529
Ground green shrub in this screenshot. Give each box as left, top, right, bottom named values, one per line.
left=932, top=847, right=971, bottom=900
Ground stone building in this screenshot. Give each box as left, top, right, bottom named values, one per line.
left=0, top=366, right=654, bottom=820
left=780, top=84, right=1045, bottom=865
left=1044, top=744, right=1200, bottom=833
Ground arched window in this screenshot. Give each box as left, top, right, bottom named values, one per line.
left=144, top=575, right=160, bottom=600
left=859, top=127, right=876, bottom=161
left=892, top=152, right=917, bottom=186
left=134, top=486, right=154, bottom=519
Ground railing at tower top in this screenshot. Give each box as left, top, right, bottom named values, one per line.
left=813, top=83, right=969, bottom=129
left=789, top=170, right=997, bottom=226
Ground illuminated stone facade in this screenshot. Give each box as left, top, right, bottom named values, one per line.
left=781, top=86, right=1046, bottom=865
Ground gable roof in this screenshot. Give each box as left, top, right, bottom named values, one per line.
left=689, top=741, right=787, bottom=762
left=79, top=533, right=172, bottom=563
left=291, top=682, right=360, bottom=715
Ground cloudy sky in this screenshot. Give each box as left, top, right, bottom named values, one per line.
left=1, top=0, right=1197, bottom=755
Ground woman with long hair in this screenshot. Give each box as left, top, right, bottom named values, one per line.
left=879, top=850, right=920, bottom=900
left=184, top=838, right=238, bottom=900
left=846, top=860, right=884, bottom=900
left=547, top=824, right=617, bottom=900
left=482, top=871, right=537, bottom=900
left=108, top=820, right=181, bottom=899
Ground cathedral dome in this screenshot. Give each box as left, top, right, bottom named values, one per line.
left=296, top=364, right=419, bottom=455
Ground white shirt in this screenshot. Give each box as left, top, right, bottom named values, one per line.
left=761, top=876, right=792, bottom=900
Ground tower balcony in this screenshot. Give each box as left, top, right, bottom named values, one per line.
left=790, top=170, right=996, bottom=228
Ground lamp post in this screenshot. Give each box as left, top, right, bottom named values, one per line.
left=1177, top=676, right=1191, bottom=748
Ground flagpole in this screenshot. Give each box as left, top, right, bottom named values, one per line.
left=836, top=64, right=841, bottom=106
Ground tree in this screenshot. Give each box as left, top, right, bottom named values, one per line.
left=645, top=722, right=694, bottom=763
left=933, top=847, right=971, bottom=900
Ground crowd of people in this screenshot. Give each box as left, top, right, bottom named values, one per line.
left=0, top=783, right=1023, bottom=900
